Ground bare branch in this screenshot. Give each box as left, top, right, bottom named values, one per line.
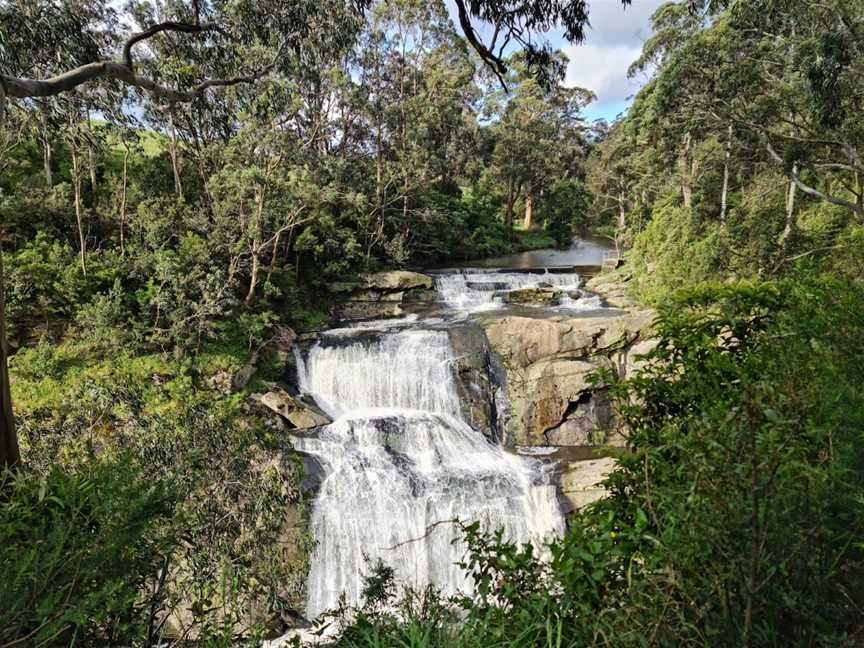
left=763, top=137, right=863, bottom=216
left=2, top=59, right=275, bottom=106
left=453, top=0, right=508, bottom=90
left=122, top=21, right=227, bottom=69
left=1, top=23, right=277, bottom=106
left=382, top=519, right=463, bottom=551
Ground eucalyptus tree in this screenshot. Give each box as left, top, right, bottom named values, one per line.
left=485, top=54, right=593, bottom=229
left=0, top=0, right=369, bottom=467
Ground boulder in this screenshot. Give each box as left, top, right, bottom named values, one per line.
left=559, top=457, right=616, bottom=512
left=481, top=310, right=654, bottom=370
left=585, top=271, right=636, bottom=309
left=447, top=323, right=502, bottom=437
left=504, top=287, right=562, bottom=305
left=362, top=270, right=433, bottom=291
left=333, top=271, right=436, bottom=321
left=253, top=389, right=332, bottom=429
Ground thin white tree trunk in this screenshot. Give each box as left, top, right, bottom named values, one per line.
left=720, top=124, right=732, bottom=223
left=780, top=163, right=798, bottom=248
left=119, top=145, right=129, bottom=256
left=168, top=110, right=184, bottom=199
left=71, top=146, right=87, bottom=275
left=42, top=137, right=53, bottom=186
left=523, top=195, right=534, bottom=229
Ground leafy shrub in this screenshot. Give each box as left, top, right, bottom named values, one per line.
left=13, top=351, right=311, bottom=642
left=0, top=459, right=176, bottom=647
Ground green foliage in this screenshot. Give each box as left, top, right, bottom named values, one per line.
left=539, top=179, right=591, bottom=246
left=628, top=200, right=732, bottom=303
left=11, top=343, right=311, bottom=641
left=0, top=458, right=176, bottom=647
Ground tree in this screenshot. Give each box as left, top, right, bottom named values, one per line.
left=0, top=0, right=368, bottom=468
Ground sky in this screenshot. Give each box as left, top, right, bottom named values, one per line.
left=561, top=0, right=668, bottom=121
left=446, top=0, right=668, bottom=122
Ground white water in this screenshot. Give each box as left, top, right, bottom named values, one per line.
left=434, top=270, right=601, bottom=312
left=296, top=329, right=565, bottom=619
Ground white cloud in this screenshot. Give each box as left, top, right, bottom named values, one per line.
left=563, top=43, right=643, bottom=102
left=564, top=0, right=669, bottom=119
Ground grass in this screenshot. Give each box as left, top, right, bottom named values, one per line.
left=513, top=228, right=557, bottom=251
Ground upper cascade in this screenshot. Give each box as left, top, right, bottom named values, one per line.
left=434, top=269, right=601, bottom=312
left=298, top=329, right=462, bottom=418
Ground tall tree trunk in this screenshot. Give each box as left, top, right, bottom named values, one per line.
left=0, top=84, right=18, bottom=470
left=680, top=132, right=693, bottom=209
left=505, top=180, right=515, bottom=228
left=71, top=146, right=87, bottom=275
left=0, top=251, right=19, bottom=470
left=720, top=124, right=732, bottom=223
left=779, top=163, right=798, bottom=249
left=88, top=147, right=98, bottom=197
left=522, top=194, right=534, bottom=229
left=265, top=229, right=283, bottom=285
left=245, top=187, right=266, bottom=305
left=617, top=190, right=627, bottom=233
left=245, top=242, right=260, bottom=306
left=168, top=110, right=184, bottom=199
left=42, top=137, right=52, bottom=187
left=119, top=145, right=129, bottom=256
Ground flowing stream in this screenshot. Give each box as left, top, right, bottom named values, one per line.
left=434, top=269, right=601, bottom=312
left=291, top=243, right=612, bottom=620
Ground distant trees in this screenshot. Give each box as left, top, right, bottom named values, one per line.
left=587, top=0, right=864, bottom=297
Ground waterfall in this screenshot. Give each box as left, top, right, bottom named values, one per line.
left=296, top=329, right=565, bottom=619
left=434, top=270, right=601, bottom=312
left=300, top=330, right=462, bottom=418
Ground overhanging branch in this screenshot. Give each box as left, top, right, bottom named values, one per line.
left=763, top=137, right=863, bottom=216
left=122, top=21, right=228, bottom=69
left=1, top=21, right=273, bottom=105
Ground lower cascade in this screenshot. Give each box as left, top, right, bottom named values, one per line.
left=295, top=329, right=565, bottom=620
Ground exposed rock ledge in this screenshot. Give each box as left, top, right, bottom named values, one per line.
left=559, top=457, right=616, bottom=513
left=252, top=388, right=332, bottom=429
left=478, top=305, right=656, bottom=448
left=332, top=270, right=436, bottom=321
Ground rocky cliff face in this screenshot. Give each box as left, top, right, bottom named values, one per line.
left=447, top=322, right=508, bottom=440
left=331, top=270, right=437, bottom=321
left=478, top=308, right=656, bottom=448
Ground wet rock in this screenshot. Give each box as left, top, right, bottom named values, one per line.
left=479, top=309, right=655, bottom=447
left=447, top=323, right=499, bottom=437
left=253, top=389, right=332, bottom=429
left=231, top=360, right=257, bottom=391
left=504, top=287, right=562, bottom=305
left=362, top=270, right=433, bottom=291
left=332, top=271, right=436, bottom=321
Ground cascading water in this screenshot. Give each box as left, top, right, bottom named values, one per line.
left=434, top=269, right=601, bottom=312
left=295, top=329, right=565, bottom=620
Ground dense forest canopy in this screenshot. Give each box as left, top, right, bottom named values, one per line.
left=1, top=0, right=864, bottom=646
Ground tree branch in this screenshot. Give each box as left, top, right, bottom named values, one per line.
left=763, top=137, right=863, bottom=216
left=1, top=22, right=274, bottom=105
left=2, top=59, right=275, bottom=105
left=453, top=0, right=508, bottom=89
left=122, top=21, right=227, bottom=69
